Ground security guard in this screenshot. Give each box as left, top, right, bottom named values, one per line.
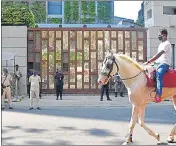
left=14, top=65, right=22, bottom=97
left=1, top=68, right=13, bottom=110
left=29, top=70, right=41, bottom=110
left=114, top=73, right=125, bottom=97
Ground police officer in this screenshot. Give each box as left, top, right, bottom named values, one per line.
left=14, top=65, right=22, bottom=97
left=114, top=73, right=125, bottom=97
left=1, top=68, right=13, bottom=110
left=100, top=81, right=112, bottom=101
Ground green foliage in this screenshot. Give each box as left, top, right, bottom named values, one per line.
left=1, top=3, right=35, bottom=27
left=81, top=1, right=96, bottom=24
left=64, top=1, right=72, bottom=23
left=30, top=1, right=46, bottom=24
left=2, top=1, right=46, bottom=25
left=72, top=1, right=79, bottom=23
left=97, top=2, right=112, bottom=24
left=47, top=18, right=62, bottom=24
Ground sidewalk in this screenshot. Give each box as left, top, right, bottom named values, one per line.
left=9, top=94, right=173, bottom=109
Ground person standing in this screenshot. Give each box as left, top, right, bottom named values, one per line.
left=100, top=81, right=112, bottom=101
left=14, top=65, right=22, bottom=98
left=55, top=69, right=64, bottom=100
left=29, top=70, right=41, bottom=110
left=114, top=73, right=125, bottom=97
left=27, top=69, right=34, bottom=99
left=1, top=68, right=13, bottom=110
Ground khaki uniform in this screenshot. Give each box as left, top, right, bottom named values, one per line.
left=15, top=70, right=22, bottom=96
left=29, top=75, right=41, bottom=107
left=2, top=74, right=12, bottom=107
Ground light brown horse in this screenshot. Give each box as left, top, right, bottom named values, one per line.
left=98, top=51, right=176, bottom=145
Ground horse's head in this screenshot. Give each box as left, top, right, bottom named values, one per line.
left=98, top=50, right=119, bottom=85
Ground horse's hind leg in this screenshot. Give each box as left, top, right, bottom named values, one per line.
left=123, top=105, right=138, bottom=145
left=138, top=106, right=160, bottom=141
left=167, top=95, right=176, bottom=143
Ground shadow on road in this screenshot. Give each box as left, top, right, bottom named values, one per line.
left=2, top=104, right=175, bottom=125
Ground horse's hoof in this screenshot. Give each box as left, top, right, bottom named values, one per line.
left=156, top=133, right=160, bottom=141
left=122, top=142, right=128, bottom=145
left=167, top=136, right=174, bottom=143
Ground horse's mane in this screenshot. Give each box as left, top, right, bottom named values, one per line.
left=117, top=54, right=143, bottom=71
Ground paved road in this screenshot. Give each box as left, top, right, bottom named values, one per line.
left=2, top=95, right=176, bottom=145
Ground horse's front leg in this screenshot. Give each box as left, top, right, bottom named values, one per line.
left=123, top=105, right=138, bottom=145
left=167, top=95, right=176, bottom=143
left=138, top=106, right=160, bottom=141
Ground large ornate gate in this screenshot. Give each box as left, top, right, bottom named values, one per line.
left=27, top=27, right=147, bottom=94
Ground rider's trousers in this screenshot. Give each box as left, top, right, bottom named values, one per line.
left=156, top=63, right=169, bottom=96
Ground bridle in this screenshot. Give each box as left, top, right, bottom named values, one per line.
left=102, top=55, right=144, bottom=81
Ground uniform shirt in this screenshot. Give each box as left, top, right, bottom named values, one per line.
left=1, top=74, right=12, bottom=86
left=155, top=40, right=172, bottom=66
left=114, top=74, right=121, bottom=83
left=29, top=75, right=41, bottom=91
left=15, top=70, right=22, bottom=77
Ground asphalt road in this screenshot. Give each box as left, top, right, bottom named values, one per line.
left=2, top=95, right=176, bottom=145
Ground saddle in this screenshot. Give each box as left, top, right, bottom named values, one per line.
left=146, top=69, right=176, bottom=88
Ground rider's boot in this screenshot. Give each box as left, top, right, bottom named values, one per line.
left=155, top=94, right=161, bottom=103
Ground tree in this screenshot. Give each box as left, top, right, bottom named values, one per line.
left=97, top=1, right=112, bottom=23
left=2, top=1, right=46, bottom=25
left=1, top=3, right=35, bottom=27
left=30, top=1, right=46, bottom=24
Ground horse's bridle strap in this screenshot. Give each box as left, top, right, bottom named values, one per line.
left=108, top=59, right=144, bottom=81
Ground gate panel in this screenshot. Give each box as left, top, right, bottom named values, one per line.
left=28, top=28, right=147, bottom=94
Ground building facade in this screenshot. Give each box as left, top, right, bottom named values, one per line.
left=46, top=1, right=114, bottom=24
left=27, top=25, right=147, bottom=94
left=137, top=2, right=144, bottom=26
left=2, top=26, right=28, bottom=95
left=144, top=1, right=176, bottom=68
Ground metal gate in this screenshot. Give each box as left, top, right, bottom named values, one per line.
left=27, top=27, right=147, bottom=94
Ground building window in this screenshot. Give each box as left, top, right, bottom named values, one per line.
left=147, top=9, right=152, bottom=20
left=48, top=1, right=62, bottom=15
left=163, top=6, right=176, bottom=15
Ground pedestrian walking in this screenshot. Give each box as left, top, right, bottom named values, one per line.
left=1, top=68, right=13, bottom=110
left=29, top=70, right=41, bottom=110
left=55, top=69, right=64, bottom=100
left=114, top=73, right=125, bottom=97
left=100, top=81, right=112, bottom=101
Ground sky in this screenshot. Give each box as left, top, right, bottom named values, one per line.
left=114, top=1, right=143, bottom=21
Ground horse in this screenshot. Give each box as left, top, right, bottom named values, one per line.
left=98, top=50, right=176, bottom=145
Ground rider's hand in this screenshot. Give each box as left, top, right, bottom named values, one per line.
left=143, top=60, right=151, bottom=66
left=143, top=62, right=148, bottom=66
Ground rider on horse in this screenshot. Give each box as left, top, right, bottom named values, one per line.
left=144, top=29, right=172, bottom=103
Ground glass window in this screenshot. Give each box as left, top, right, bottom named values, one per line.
left=147, top=9, right=152, bottom=20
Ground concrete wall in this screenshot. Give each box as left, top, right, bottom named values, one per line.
left=2, top=26, right=27, bottom=95
left=144, top=1, right=176, bottom=68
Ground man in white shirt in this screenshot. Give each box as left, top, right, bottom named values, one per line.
left=144, top=29, right=172, bottom=103
left=1, top=68, right=13, bottom=110
left=29, top=70, right=41, bottom=110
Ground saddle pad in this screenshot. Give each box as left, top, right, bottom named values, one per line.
left=146, top=69, right=176, bottom=87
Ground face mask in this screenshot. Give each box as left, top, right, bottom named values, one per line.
left=33, top=72, right=37, bottom=76
left=158, top=35, right=163, bottom=41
